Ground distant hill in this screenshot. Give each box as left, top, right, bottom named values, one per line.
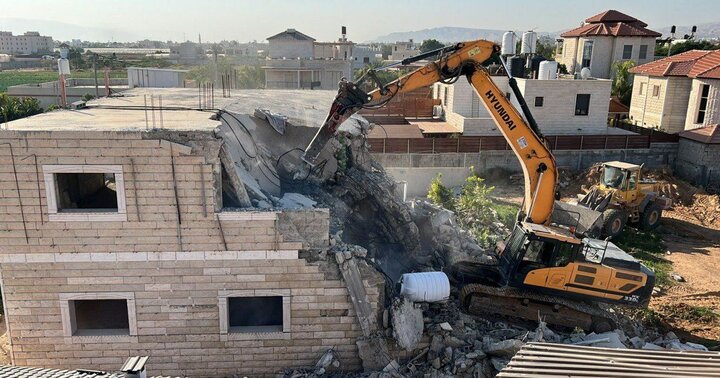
left=656, top=22, right=720, bottom=40
left=371, top=27, right=554, bottom=44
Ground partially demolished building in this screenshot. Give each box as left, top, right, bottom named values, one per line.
left=0, top=88, right=402, bottom=376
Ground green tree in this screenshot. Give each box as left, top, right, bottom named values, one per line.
left=454, top=172, right=496, bottom=242
left=0, top=94, right=43, bottom=123
left=236, top=65, right=265, bottom=89
left=655, top=40, right=720, bottom=57
left=420, top=39, right=444, bottom=53
left=612, top=60, right=636, bottom=106
left=354, top=61, right=402, bottom=91
left=427, top=174, right=454, bottom=211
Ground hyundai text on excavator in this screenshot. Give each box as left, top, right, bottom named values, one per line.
left=302, top=40, right=655, bottom=331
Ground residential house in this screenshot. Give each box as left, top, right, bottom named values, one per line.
left=389, top=40, right=419, bottom=61
left=0, top=88, right=382, bottom=377
left=263, top=29, right=353, bottom=90
left=556, top=10, right=660, bottom=79
left=435, top=75, right=613, bottom=135
left=628, top=49, right=720, bottom=133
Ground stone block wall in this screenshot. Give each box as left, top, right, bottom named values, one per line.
left=0, top=130, right=374, bottom=377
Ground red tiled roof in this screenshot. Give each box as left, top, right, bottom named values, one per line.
left=679, top=125, right=720, bottom=144
left=629, top=50, right=720, bottom=79
left=609, top=97, right=629, bottom=113
left=560, top=10, right=660, bottom=38
left=585, top=10, right=645, bottom=26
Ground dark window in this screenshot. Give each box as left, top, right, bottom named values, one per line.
left=55, top=173, right=118, bottom=212
left=696, top=84, right=710, bottom=124
left=581, top=41, right=593, bottom=68
left=228, top=296, right=283, bottom=333
left=575, top=94, right=591, bottom=116
left=652, top=85, right=660, bottom=97
left=363, top=57, right=370, bottom=64
left=622, top=45, right=633, bottom=59
left=639, top=45, right=648, bottom=60
left=70, top=299, right=129, bottom=336
left=534, top=96, right=544, bottom=107
left=553, top=243, right=575, bottom=267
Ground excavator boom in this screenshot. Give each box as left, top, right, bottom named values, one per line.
left=303, top=40, right=557, bottom=225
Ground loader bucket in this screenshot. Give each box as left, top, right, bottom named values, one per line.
left=551, top=200, right=604, bottom=238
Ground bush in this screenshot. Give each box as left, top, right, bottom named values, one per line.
left=427, top=174, right=454, bottom=211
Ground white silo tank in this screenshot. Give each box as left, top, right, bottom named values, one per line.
left=521, top=31, right=537, bottom=54
left=580, top=67, right=591, bottom=79
left=57, top=58, right=70, bottom=75
left=399, top=272, right=450, bottom=302
left=538, top=60, right=558, bottom=80
left=501, top=31, right=516, bottom=55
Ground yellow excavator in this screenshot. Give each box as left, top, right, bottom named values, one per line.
left=303, top=40, right=655, bottom=331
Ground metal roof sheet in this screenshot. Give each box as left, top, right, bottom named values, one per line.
left=498, top=342, right=720, bottom=377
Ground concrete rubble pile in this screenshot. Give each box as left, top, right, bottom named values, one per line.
left=214, top=106, right=709, bottom=377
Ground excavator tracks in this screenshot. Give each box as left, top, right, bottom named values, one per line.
left=459, top=283, right=617, bottom=332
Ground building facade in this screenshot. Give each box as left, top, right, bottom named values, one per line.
left=629, top=50, right=720, bottom=133
left=0, top=89, right=381, bottom=377
left=389, top=40, right=418, bottom=61
left=264, top=29, right=353, bottom=90
left=556, top=10, right=660, bottom=79
left=676, top=125, right=720, bottom=189
left=0, top=31, right=53, bottom=55
left=435, top=75, right=612, bottom=135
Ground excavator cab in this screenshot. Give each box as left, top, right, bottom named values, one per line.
left=497, top=223, right=582, bottom=287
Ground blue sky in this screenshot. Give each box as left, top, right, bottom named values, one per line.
left=0, top=0, right=717, bottom=42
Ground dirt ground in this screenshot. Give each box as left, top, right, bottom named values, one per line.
left=489, top=172, right=720, bottom=348
left=0, top=317, right=9, bottom=364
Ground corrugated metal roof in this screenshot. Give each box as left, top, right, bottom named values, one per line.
left=0, top=365, right=122, bottom=378
left=498, top=342, right=720, bottom=378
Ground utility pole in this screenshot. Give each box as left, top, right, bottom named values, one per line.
left=93, top=53, right=99, bottom=98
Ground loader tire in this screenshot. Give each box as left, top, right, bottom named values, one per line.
left=602, top=209, right=627, bottom=239
left=640, top=203, right=663, bottom=231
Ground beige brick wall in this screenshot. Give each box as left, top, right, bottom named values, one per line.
left=1, top=258, right=380, bottom=376
left=0, top=130, right=372, bottom=377
left=630, top=75, right=693, bottom=133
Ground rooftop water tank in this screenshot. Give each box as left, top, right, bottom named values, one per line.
left=501, top=31, right=516, bottom=55
left=521, top=31, right=537, bottom=55
left=508, top=56, right=525, bottom=78
left=399, top=272, right=450, bottom=302
left=538, top=60, right=559, bottom=80
left=581, top=67, right=592, bottom=79
left=529, top=55, right=546, bottom=72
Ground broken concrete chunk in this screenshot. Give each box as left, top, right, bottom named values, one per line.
left=484, top=339, right=524, bottom=358
left=642, top=342, right=664, bottom=350
left=391, top=298, right=424, bottom=351
left=438, top=322, right=453, bottom=332
left=254, top=108, right=287, bottom=135
left=671, top=273, right=685, bottom=282
left=278, top=193, right=317, bottom=209
left=578, top=331, right=627, bottom=349
left=490, top=357, right=509, bottom=372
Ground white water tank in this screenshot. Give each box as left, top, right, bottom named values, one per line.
left=521, top=31, right=537, bottom=54
left=538, top=60, right=558, bottom=80
left=501, top=31, right=516, bottom=55
left=57, top=58, right=70, bottom=75
left=399, top=272, right=450, bottom=302
left=581, top=67, right=592, bottom=79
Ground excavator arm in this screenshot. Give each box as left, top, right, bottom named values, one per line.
left=303, top=39, right=557, bottom=225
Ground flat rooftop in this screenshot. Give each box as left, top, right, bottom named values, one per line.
left=2, top=88, right=338, bottom=132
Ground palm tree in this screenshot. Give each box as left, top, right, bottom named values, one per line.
left=612, top=60, right=636, bottom=106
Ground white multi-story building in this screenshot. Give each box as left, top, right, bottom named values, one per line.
left=435, top=75, right=613, bottom=135
left=263, top=28, right=353, bottom=90
left=389, top=40, right=419, bottom=61
left=0, top=31, right=53, bottom=54
left=555, top=10, right=660, bottom=79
